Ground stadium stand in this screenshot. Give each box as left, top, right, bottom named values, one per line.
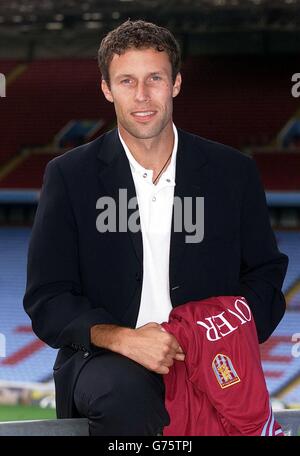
left=1, top=1, right=300, bottom=431
left=0, top=153, right=59, bottom=189
left=0, top=60, right=19, bottom=74
left=0, top=54, right=300, bottom=420
left=0, top=228, right=57, bottom=385
left=1, top=148, right=300, bottom=193
left=1, top=55, right=300, bottom=195
left=0, top=227, right=299, bottom=410
left=1, top=55, right=300, bottom=169
left=252, top=152, right=300, bottom=191
left=0, top=59, right=114, bottom=167
left=175, top=55, right=300, bottom=149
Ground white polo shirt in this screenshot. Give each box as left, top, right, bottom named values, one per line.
left=118, top=124, right=178, bottom=328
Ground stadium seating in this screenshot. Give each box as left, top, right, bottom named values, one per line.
left=0, top=59, right=114, bottom=167
left=0, top=54, right=300, bottom=414
left=0, top=153, right=58, bottom=189
left=1, top=55, right=300, bottom=171
left=0, top=227, right=299, bottom=407
left=0, top=227, right=57, bottom=385
left=0, top=60, right=19, bottom=74
left=1, top=148, right=300, bottom=191
left=252, top=152, right=300, bottom=190
left=175, top=55, right=300, bottom=149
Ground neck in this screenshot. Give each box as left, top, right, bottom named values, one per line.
left=118, top=121, right=174, bottom=172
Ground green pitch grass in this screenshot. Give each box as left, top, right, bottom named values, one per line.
left=0, top=405, right=56, bottom=422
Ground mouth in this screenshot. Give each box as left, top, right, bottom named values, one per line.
left=131, top=111, right=157, bottom=122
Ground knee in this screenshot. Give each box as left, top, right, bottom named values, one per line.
left=88, top=368, right=168, bottom=436
left=74, top=352, right=169, bottom=435
left=89, top=358, right=159, bottom=415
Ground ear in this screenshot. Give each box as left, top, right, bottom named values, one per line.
left=101, top=79, right=114, bottom=103
left=172, top=72, right=182, bottom=98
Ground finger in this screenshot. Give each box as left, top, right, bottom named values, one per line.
left=171, top=345, right=184, bottom=355
left=168, top=347, right=181, bottom=359
left=168, top=345, right=185, bottom=358
left=175, top=352, right=185, bottom=361
left=145, top=322, right=161, bottom=329
left=169, top=336, right=184, bottom=353
left=159, top=366, right=170, bottom=375
left=168, top=342, right=182, bottom=355
left=163, top=356, right=174, bottom=367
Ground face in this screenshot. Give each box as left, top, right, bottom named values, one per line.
left=101, top=47, right=182, bottom=140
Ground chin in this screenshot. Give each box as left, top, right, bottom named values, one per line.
left=126, top=122, right=166, bottom=140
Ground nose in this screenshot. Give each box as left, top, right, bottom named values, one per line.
left=134, top=81, right=150, bottom=103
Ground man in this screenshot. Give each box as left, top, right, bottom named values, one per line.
left=23, top=20, right=288, bottom=436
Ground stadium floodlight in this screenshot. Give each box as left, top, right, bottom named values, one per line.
left=0, top=333, right=6, bottom=357
left=83, top=13, right=92, bottom=20
left=86, top=21, right=103, bottom=29
left=13, top=15, right=23, bottom=23
left=91, top=12, right=102, bottom=20
left=54, top=14, right=64, bottom=21
left=0, top=73, right=6, bottom=98
left=46, top=22, right=63, bottom=30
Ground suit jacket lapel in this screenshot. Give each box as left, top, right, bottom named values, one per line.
left=96, top=127, right=209, bottom=284
left=169, top=128, right=208, bottom=288
left=96, top=128, right=143, bottom=265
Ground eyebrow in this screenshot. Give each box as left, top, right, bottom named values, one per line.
left=115, top=71, right=165, bottom=80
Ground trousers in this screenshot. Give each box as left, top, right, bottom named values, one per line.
left=73, top=350, right=170, bottom=436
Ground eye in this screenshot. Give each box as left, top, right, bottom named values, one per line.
left=121, top=79, right=132, bottom=84
left=151, top=75, right=161, bottom=81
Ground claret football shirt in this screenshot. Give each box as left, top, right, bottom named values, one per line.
left=161, top=295, right=284, bottom=436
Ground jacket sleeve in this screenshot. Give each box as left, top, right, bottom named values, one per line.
left=238, top=158, right=288, bottom=343
left=23, top=160, right=119, bottom=350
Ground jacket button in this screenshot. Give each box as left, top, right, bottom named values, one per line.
left=83, top=351, right=90, bottom=359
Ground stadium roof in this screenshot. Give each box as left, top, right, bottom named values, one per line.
left=1, top=0, right=300, bottom=33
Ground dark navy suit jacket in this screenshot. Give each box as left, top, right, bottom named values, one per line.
left=23, top=127, right=288, bottom=418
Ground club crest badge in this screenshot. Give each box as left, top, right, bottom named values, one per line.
left=212, top=353, right=240, bottom=389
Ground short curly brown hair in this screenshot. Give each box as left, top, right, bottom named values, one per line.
left=98, top=19, right=181, bottom=87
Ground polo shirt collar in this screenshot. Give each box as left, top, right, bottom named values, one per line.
left=118, top=123, right=178, bottom=185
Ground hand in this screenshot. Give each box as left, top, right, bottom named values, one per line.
left=120, top=322, right=185, bottom=374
